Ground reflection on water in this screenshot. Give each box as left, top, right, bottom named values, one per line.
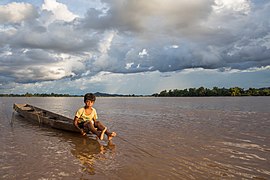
left=63, top=135, right=116, bottom=175
left=0, top=97, right=270, bottom=179
left=9, top=106, right=117, bottom=176
left=1, top=102, right=117, bottom=179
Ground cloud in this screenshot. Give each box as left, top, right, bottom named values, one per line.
left=3, top=67, right=270, bottom=95
left=214, top=0, right=251, bottom=14
left=0, top=0, right=270, bottom=93
left=83, top=0, right=215, bottom=34
left=0, top=2, right=38, bottom=23
left=138, top=49, right=148, bottom=58
left=76, top=0, right=270, bottom=74
left=41, top=0, right=78, bottom=22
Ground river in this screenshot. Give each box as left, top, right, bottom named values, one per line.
left=0, top=97, right=269, bottom=179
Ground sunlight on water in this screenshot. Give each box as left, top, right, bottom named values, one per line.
left=0, top=97, right=270, bottom=179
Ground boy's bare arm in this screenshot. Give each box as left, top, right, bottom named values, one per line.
left=74, top=117, right=81, bottom=130
left=73, top=116, right=78, bottom=127
left=74, top=117, right=86, bottom=135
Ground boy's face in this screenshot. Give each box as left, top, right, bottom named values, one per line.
left=85, top=100, right=95, bottom=107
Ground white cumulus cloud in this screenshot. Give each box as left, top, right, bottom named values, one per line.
left=0, top=2, right=37, bottom=23
left=214, top=0, right=251, bottom=14
left=41, top=0, right=78, bottom=22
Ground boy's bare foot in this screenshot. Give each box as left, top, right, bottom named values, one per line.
left=81, top=130, right=86, bottom=136
left=108, top=132, right=117, bottom=141
left=99, top=127, right=107, bottom=140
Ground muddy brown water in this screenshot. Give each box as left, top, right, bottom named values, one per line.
left=0, top=97, right=269, bottom=179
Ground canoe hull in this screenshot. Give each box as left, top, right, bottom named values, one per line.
left=13, top=103, right=80, bottom=133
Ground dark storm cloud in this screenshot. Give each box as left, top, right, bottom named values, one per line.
left=77, top=0, right=270, bottom=76
left=6, top=20, right=99, bottom=53
left=0, top=0, right=270, bottom=89
left=0, top=48, right=67, bottom=84
left=82, top=0, right=215, bottom=33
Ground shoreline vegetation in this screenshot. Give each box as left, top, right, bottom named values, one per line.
left=153, top=87, right=270, bottom=97
left=0, top=87, right=270, bottom=97
left=0, top=92, right=139, bottom=97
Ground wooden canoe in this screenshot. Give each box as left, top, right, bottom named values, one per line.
left=13, top=103, right=80, bottom=133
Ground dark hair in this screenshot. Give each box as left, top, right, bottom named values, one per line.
left=84, top=93, right=96, bottom=102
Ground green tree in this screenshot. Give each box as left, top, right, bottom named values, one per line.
left=246, top=88, right=259, bottom=96
left=262, top=89, right=270, bottom=96
left=230, top=87, right=243, bottom=96
left=25, top=92, right=32, bottom=97
left=159, top=90, right=167, bottom=97
left=196, top=87, right=206, bottom=96
left=212, top=87, right=219, bottom=96
left=188, top=88, right=197, bottom=96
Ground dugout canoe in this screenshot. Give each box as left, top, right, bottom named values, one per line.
left=13, top=103, right=80, bottom=133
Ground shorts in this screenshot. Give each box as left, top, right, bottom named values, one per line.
left=78, top=120, right=94, bottom=129
left=78, top=122, right=85, bottom=129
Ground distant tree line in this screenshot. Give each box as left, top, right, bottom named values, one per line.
left=0, top=92, right=82, bottom=97
left=0, top=92, right=140, bottom=97
left=1, top=87, right=270, bottom=97
left=152, top=87, right=270, bottom=97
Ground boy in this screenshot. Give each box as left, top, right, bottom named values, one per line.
left=73, top=93, right=116, bottom=140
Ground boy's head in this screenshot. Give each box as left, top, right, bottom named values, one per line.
left=84, top=93, right=96, bottom=103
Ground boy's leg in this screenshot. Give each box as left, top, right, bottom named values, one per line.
left=94, top=121, right=109, bottom=135
left=84, top=121, right=106, bottom=140
left=94, top=121, right=116, bottom=140
left=84, top=121, right=99, bottom=134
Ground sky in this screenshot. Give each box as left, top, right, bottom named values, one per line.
left=0, top=0, right=270, bottom=95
